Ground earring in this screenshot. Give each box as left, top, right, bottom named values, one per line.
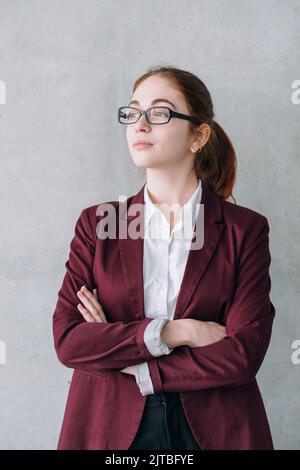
left=191, top=148, right=197, bottom=153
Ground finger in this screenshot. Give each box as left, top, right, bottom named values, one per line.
left=77, top=304, right=97, bottom=322
left=91, top=288, right=107, bottom=322
left=87, top=287, right=107, bottom=323
left=77, top=287, right=105, bottom=322
left=78, top=285, right=107, bottom=323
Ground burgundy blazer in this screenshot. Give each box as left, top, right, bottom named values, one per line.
left=52, top=181, right=276, bottom=450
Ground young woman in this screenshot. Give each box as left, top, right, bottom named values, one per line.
left=53, top=66, right=276, bottom=450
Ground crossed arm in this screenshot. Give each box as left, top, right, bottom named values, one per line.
left=75, top=285, right=227, bottom=364
left=53, top=207, right=275, bottom=393
left=73, top=284, right=226, bottom=370
left=73, top=285, right=228, bottom=396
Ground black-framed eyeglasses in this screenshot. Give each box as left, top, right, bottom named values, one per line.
left=117, top=106, right=200, bottom=125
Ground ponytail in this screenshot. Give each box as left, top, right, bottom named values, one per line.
left=194, top=120, right=237, bottom=203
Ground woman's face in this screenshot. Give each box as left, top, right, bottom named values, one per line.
left=126, top=75, right=198, bottom=170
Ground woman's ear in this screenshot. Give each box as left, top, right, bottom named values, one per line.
left=197, top=124, right=211, bottom=146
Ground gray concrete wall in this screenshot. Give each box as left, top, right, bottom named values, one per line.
left=0, top=0, right=299, bottom=449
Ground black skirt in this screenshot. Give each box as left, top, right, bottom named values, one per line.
left=129, top=391, right=202, bottom=450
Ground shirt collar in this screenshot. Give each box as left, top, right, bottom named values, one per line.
left=143, top=178, right=202, bottom=231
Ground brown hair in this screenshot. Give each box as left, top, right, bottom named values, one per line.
left=132, top=65, right=237, bottom=203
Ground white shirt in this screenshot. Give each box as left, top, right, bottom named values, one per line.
left=134, top=179, right=203, bottom=395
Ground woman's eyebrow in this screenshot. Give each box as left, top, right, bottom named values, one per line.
left=128, top=98, right=177, bottom=109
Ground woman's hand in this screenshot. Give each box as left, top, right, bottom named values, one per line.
left=76, top=285, right=108, bottom=323
left=183, top=319, right=227, bottom=348
left=76, top=285, right=135, bottom=376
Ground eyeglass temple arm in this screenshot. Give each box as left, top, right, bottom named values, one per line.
left=169, top=109, right=199, bottom=123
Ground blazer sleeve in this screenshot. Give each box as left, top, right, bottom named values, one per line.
left=52, top=207, right=163, bottom=373
left=145, top=215, right=276, bottom=393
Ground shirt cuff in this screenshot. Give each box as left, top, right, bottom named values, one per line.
left=134, top=362, right=154, bottom=396
left=144, top=317, right=174, bottom=357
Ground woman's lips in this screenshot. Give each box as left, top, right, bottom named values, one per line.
left=133, top=143, right=153, bottom=149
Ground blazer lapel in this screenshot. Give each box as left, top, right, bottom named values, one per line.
left=118, top=181, right=225, bottom=322
left=118, top=185, right=146, bottom=322
left=172, top=183, right=225, bottom=320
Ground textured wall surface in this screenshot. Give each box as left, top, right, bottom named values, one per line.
left=0, top=0, right=299, bottom=450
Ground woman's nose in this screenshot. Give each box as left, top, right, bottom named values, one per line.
left=134, top=112, right=150, bottom=130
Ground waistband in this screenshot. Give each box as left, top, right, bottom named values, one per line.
left=146, top=391, right=181, bottom=403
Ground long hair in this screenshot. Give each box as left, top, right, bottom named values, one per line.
left=132, top=65, right=237, bottom=203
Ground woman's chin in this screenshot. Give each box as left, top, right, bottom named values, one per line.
left=131, top=157, right=161, bottom=169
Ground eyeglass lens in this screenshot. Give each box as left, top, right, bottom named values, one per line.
left=119, top=107, right=170, bottom=124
